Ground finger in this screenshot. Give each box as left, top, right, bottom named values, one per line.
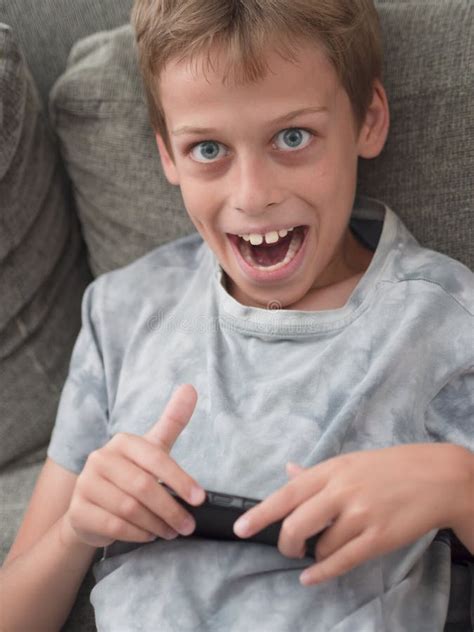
left=277, top=491, right=338, bottom=558
left=144, top=384, right=198, bottom=453
left=103, top=433, right=204, bottom=506
left=234, top=471, right=326, bottom=538
left=81, top=472, right=179, bottom=540
left=72, top=499, right=159, bottom=547
left=93, top=451, right=200, bottom=535
left=299, top=530, right=374, bottom=586
left=314, top=511, right=365, bottom=562
left=286, top=462, right=305, bottom=478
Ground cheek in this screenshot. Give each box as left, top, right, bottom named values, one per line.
left=179, top=184, right=220, bottom=232
left=298, top=158, right=337, bottom=204
left=314, top=141, right=358, bottom=203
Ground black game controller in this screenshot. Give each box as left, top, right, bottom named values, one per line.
left=102, top=483, right=326, bottom=560
left=162, top=483, right=322, bottom=558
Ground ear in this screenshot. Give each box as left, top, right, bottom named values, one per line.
left=155, top=133, right=180, bottom=185
left=356, top=79, right=390, bottom=159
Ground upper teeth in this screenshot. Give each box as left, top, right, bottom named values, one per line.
left=239, top=227, right=295, bottom=245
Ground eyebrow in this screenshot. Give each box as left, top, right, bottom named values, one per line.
left=171, top=106, right=328, bottom=137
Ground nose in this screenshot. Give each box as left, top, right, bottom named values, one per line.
left=231, top=153, right=282, bottom=215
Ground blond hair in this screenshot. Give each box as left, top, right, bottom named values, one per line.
left=132, top=0, right=383, bottom=158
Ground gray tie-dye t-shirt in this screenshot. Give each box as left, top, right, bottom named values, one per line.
left=47, top=196, right=473, bottom=632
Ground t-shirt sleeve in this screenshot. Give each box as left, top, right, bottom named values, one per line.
left=47, top=279, right=110, bottom=475
left=424, top=368, right=474, bottom=454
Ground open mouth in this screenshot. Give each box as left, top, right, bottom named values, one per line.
left=228, top=225, right=308, bottom=272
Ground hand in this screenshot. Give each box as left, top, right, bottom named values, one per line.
left=63, top=384, right=206, bottom=548
left=233, top=443, right=466, bottom=586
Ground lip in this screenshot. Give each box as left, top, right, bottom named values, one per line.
left=227, top=226, right=310, bottom=283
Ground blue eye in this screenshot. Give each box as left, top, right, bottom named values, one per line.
left=188, top=127, right=313, bottom=163
left=274, top=128, right=313, bottom=151
left=190, top=141, right=227, bottom=163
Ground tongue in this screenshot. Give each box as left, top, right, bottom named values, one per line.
left=250, top=231, right=294, bottom=267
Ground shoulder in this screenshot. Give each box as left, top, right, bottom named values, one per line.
left=370, top=208, right=474, bottom=378
left=383, top=209, right=474, bottom=319
left=398, top=250, right=473, bottom=317
left=102, top=231, right=204, bottom=284
left=82, top=232, right=209, bottom=335
left=90, top=232, right=205, bottom=304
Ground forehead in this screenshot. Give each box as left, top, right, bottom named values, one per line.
left=158, top=42, right=342, bottom=132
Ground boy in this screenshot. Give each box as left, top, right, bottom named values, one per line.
left=2, top=0, right=473, bottom=630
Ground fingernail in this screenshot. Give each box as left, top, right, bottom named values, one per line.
left=189, top=487, right=205, bottom=504
left=234, top=517, right=250, bottom=537
left=300, top=569, right=312, bottom=585
left=163, top=528, right=178, bottom=540
left=179, top=517, right=195, bottom=536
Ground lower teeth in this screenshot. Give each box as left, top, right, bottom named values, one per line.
left=240, top=230, right=304, bottom=271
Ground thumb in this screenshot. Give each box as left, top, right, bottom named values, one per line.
left=144, top=383, right=198, bottom=453
left=286, top=461, right=305, bottom=478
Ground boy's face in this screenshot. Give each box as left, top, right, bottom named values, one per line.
left=156, top=40, right=389, bottom=310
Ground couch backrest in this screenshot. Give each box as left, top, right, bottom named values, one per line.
left=0, top=0, right=133, bottom=108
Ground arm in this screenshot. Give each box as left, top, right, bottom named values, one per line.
left=1, top=517, right=97, bottom=632
left=448, top=446, right=474, bottom=554
left=423, top=369, right=474, bottom=554
left=0, top=458, right=97, bottom=632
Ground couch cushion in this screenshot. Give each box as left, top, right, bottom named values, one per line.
left=0, top=0, right=133, bottom=111
left=49, top=24, right=194, bottom=276
left=0, top=447, right=46, bottom=564
left=49, top=1, right=473, bottom=276
left=358, top=0, right=473, bottom=269
left=0, top=24, right=92, bottom=467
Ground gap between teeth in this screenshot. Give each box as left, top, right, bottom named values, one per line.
left=239, top=227, right=295, bottom=245
left=240, top=228, right=304, bottom=271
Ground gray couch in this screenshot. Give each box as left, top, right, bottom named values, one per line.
left=0, top=1, right=472, bottom=630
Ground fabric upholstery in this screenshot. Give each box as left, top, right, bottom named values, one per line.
left=358, top=0, right=473, bottom=269
left=0, top=447, right=46, bottom=562
left=0, top=0, right=133, bottom=109
left=49, top=25, right=194, bottom=276
left=0, top=24, right=92, bottom=467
